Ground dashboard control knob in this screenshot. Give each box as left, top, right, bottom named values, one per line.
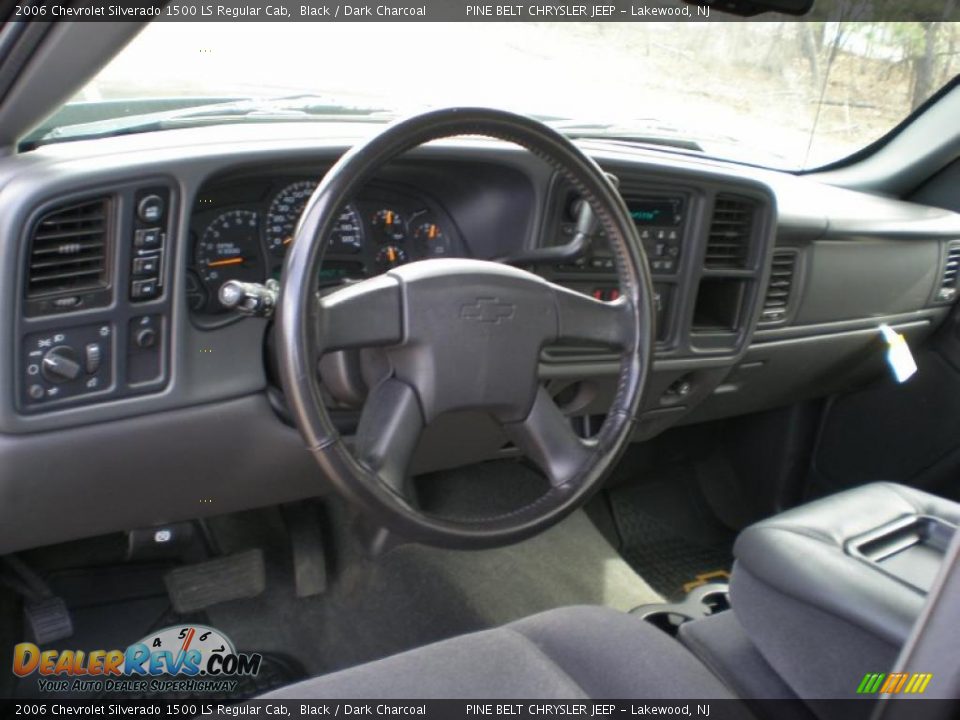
left=137, top=194, right=164, bottom=223
left=41, top=346, right=82, bottom=383
left=135, top=328, right=157, bottom=349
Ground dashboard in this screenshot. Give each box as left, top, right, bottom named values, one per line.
left=188, top=175, right=466, bottom=315
left=2, top=122, right=960, bottom=553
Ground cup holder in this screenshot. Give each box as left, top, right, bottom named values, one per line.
left=631, top=583, right=730, bottom=637
left=700, top=587, right=731, bottom=614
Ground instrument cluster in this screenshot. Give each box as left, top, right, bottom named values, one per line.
left=188, top=178, right=462, bottom=314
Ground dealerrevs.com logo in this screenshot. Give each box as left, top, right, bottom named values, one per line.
left=12, top=625, right=262, bottom=694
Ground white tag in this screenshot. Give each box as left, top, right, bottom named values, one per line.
left=879, top=324, right=917, bottom=383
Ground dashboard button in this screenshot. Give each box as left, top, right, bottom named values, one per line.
left=138, top=195, right=164, bottom=223
left=132, top=255, right=160, bottom=275
left=134, top=228, right=162, bottom=249
left=131, top=279, right=159, bottom=301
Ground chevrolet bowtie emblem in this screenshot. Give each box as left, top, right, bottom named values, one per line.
left=460, top=298, right=516, bottom=324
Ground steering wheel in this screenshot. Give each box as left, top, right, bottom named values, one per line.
left=276, top=108, right=654, bottom=549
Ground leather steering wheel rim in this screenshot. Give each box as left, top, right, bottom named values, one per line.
left=276, top=107, right=654, bottom=549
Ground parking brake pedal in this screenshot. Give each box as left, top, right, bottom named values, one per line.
left=164, top=549, right=265, bottom=613
left=1, top=555, right=74, bottom=644
left=25, top=597, right=74, bottom=645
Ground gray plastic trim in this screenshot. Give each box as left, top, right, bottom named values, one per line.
left=0, top=393, right=322, bottom=555
left=0, top=126, right=957, bottom=443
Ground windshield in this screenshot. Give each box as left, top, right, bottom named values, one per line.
left=36, top=22, right=960, bottom=170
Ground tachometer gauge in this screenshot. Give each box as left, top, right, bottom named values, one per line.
left=372, top=208, right=406, bottom=243
left=266, top=180, right=317, bottom=257
left=413, top=222, right=451, bottom=257
left=196, top=210, right=264, bottom=298
left=376, top=244, right=407, bottom=270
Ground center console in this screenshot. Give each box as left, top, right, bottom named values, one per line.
left=728, top=482, right=958, bottom=708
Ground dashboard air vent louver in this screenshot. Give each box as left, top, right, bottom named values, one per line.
left=27, top=198, right=110, bottom=298
left=936, top=244, right=960, bottom=302
left=760, top=250, right=797, bottom=324
left=705, top=196, right=754, bottom=269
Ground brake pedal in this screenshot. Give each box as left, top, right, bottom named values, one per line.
left=164, top=549, right=265, bottom=613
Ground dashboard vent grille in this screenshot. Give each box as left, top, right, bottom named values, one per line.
left=937, top=245, right=960, bottom=300
left=760, top=250, right=797, bottom=324
left=27, top=198, right=110, bottom=298
left=705, top=196, right=754, bottom=269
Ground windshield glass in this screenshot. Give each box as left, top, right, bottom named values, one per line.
left=38, top=22, right=959, bottom=170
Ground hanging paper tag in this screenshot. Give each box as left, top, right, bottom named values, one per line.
left=879, top=324, right=917, bottom=384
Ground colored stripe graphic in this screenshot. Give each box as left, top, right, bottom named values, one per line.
left=857, top=672, right=933, bottom=694
left=857, top=673, right=885, bottom=694
left=893, top=673, right=908, bottom=693
left=905, top=673, right=933, bottom=694
left=880, top=673, right=901, bottom=693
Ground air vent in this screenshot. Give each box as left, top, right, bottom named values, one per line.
left=760, top=250, right=797, bottom=324
left=27, top=198, right=110, bottom=298
left=705, top=196, right=754, bottom=269
left=936, top=244, right=960, bottom=302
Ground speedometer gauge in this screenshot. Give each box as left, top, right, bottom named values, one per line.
left=267, top=181, right=363, bottom=257
left=196, top=210, right=264, bottom=300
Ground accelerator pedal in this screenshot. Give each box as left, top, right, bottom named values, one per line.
left=164, top=548, right=265, bottom=613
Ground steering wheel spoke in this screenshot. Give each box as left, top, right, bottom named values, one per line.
left=553, top=284, right=633, bottom=350
left=353, top=377, right=425, bottom=496
left=315, top=275, right=404, bottom=353
left=502, top=387, right=594, bottom=488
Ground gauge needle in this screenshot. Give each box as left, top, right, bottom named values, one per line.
left=429, top=225, right=437, bottom=240
left=387, top=247, right=397, bottom=262
left=208, top=257, right=244, bottom=268
left=283, top=236, right=293, bottom=246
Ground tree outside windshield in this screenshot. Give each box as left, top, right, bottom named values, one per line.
left=69, top=22, right=960, bottom=170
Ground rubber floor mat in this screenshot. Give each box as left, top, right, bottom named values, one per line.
left=608, top=468, right=735, bottom=601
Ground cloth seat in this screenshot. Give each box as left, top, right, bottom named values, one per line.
left=260, top=605, right=736, bottom=699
